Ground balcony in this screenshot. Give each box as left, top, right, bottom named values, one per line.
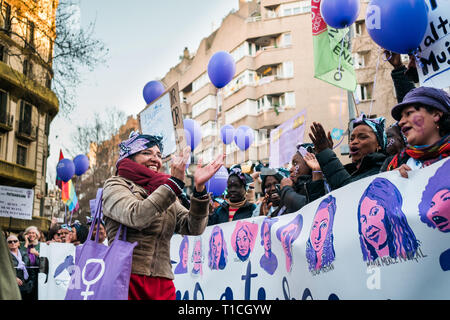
left=0, top=112, right=13, bottom=132
left=15, top=120, right=37, bottom=142
left=0, top=158, right=37, bottom=187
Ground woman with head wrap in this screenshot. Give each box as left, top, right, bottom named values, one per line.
left=381, top=87, right=450, bottom=177
left=310, top=113, right=388, bottom=191
left=277, top=144, right=329, bottom=215
left=102, top=132, right=225, bottom=300
left=208, top=165, right=256, bottom=225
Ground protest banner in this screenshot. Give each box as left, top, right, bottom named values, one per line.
left=171, top=158, right=450, bottom=300
left=38, top=243, right=76, bottom=300
left=418, top=0, right=450, bottom=89
left=0, top=185, right=34, bottom=220
left=37, top=159, right=450, bottom=300
left=269, top=110, right=307, bottom=168
left=138, top=83, right=186, bottom=159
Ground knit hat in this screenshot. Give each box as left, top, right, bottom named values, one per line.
left=260, top=167, right=289, bottom=193
left=391, top=86, right=450, bottom=121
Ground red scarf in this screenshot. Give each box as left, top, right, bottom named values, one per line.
left=117, top=158, right=170, bottom=195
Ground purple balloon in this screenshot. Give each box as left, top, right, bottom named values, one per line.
left=320, top=0, right=360, bottom=29
left=207, top=51, right=236, bottom=89
left=57, top=158, right=75, bottom=182
left=143, top=81, right=165, bottom=104
left=183, top=119, right=202, bottom=151
left=73, top=154, right=89, bottom=176
left=206, top=165, right=228, bottom=197
left=365, top=0, right=428, bottom=54
left=220, top=124, right=235, bottom=145
left=234, top=126, right=254, bottom=151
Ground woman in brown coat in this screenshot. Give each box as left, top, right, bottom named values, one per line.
left=102, top=132, right=224, bottom=300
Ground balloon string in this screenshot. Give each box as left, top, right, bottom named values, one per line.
left=369, top=48, right=382, bottom=118
left=337, top=34, right=346, bottom=79
left=332, top=89, right=345, bottom=150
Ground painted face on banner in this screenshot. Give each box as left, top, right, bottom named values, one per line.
left=310, top=207, right=330, bottom=252
left=359, top=197, right=388, bottom=249
left=212, top=233, right=223, bottom=266
left=280, top=224, right=298, bottom=256
left=193, top=240, right=202, bottom=269
left=426, top=189, right=450, bottom=233
left=182, top=242, right=189, bottom=268
left=263, top=223, right=271, bottom=252
left=236, top=228, right=250, bottom=257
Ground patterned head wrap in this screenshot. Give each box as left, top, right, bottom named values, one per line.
left=228, top=165, right=254, bottom=189
left=351, top=113, right=387, bottom=152
left=116, top=131, right=164, bottom=165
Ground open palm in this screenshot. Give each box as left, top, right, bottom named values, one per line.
left=194, top=153, right=226, bottom=189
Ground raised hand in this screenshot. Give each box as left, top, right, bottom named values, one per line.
left=170, top=146, right=191, bottom=182
left=194, top=153, right=226, bottom=192
left=309, top=122, right=332, bottom=153
left=303, top=152, right=321, bottom=171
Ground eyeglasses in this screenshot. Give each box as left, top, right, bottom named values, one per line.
left=8, top=240, right=19, bottom=244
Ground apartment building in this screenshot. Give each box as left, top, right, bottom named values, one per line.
left=0, top=0, right=59, bottom=233
left=160, top=0, right=400, bottom=171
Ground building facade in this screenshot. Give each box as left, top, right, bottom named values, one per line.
left=0, top=0, right=59, bottom=233
left=159, top=0, right=402, bottom=172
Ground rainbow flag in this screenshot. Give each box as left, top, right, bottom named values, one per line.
left=311, top=0, right=357, bottom=92
left=62, top=179, right=79, bottom=212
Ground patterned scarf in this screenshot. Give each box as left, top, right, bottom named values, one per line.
left=387, top=134, right=450, bottom=170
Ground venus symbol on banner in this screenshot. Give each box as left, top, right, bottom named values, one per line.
left=80, top=259, right=105, bottom=300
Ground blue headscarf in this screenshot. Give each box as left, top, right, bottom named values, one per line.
left=351, top=113, right=387, bottom=152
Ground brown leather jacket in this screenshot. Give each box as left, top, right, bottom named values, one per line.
left=102, top=175, right=209, bottom=279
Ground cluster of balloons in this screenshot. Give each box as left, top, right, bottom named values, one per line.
left=221, top=124, right=254, bottom=151
left=320, top=0, right=428, bottom=54
left=56, top=155, right=89, bottom=182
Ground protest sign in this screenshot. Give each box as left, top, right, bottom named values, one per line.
left=171, top=158, right=450, bottom=300
left=0, top=185, right=34, bottom=220
left=418, top=0, right=450, bottom=89
left=269, top=110, right=307, bottom=168
left=139, top=83, right=186, bottom=158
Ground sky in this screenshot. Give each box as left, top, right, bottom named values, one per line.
left=47, top=0, right=239, bottom=187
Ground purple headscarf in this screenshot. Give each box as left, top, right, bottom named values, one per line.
left=116, top=131, right=164, bottom=166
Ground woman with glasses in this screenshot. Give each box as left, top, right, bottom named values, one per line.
left=8, top=234, right=33, bottom=299
left=102, top=132, right=224, bottom=300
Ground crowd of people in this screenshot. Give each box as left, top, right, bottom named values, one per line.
left=1, top=52, right=449, bottom=300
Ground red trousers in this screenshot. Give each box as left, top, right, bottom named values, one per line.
left=128, top=273, right=176, bottom=300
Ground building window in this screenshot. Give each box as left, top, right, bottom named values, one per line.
left=0, top=44, right=5, bottom=62
left=23, top=58, right=33, bottom=77
left=17, top=145, right=27, bottom=166
left=282, top=61, right=294, bottom=78
left=353, top=53, right=366, bottom=69
left=282, top=33, right=292, bottom=47
left=192, top=72, right=209, bottom=93
left=354, top=21, right=364, bottom=37
left=26, top=20, right=35, bottom=48
left=19, top=101, right=33, bottom=135
left=0, top=90, right=8, bottom=124
left=1, top=2, right=11, bottom=34
left=355, top=83, right=373, bottom=102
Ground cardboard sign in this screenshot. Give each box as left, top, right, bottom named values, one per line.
left=138, top=83, right=186, bottom=158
